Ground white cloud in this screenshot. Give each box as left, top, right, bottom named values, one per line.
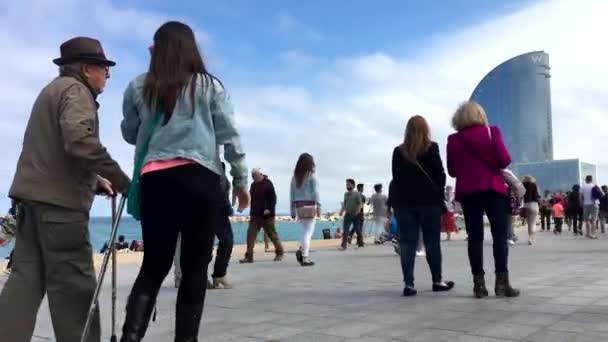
left=276, top=10, right=324, bottom=42
left=1, top=0, right=606, bottom=216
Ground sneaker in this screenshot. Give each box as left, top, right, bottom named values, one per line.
left=403, top=287, right=417, bottom=297
left=508, top=239, right=515, bottom=246
left=301, top=257, right=315, bottom=267
left=273, top=254, right=284, bottom=262
left=295, top=249, right=303, bottom=265
left=432, top=281, right=455, bottom=292
left=239, top=258, right=254, bottom=264
left=416, top=250, right=426, bottom=257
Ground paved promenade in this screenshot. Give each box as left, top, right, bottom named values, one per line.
left=2, top=230, right=608, bottom=341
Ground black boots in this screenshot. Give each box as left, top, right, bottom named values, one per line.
left=473, top=274, right=489, bottom=298
left=495, top=272, right=520, bottom=297
left=174, top=302, right=204, bottom=342
left=120, top=294, right=156, bottom=342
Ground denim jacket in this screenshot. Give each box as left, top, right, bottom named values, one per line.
left=290, top=174, right=320, bottom=216
left=121, top=73, right=248, bottom=190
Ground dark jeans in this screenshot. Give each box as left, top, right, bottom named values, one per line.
left=348, top=214, right=365, bottom=246
left=131, top=164, right=222, bottom=308
left=540, top=209, right=551, bottom=231
left=571, top=208, right=583, bottom=233
left=460, top=191, right=510, bottom=276
left=554, top=218, right=563, bottom=233
left=394, top=206, right=443, bottom=287
left=342, top=213, right=362, bottom=248
left=211, top=215, right=234, bottom=278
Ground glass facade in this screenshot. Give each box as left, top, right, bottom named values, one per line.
left=580, top=162, right=598, bottom=184
left=470, top=51, right=553, bottom=164
left=512, top=159, right=597, bottom=194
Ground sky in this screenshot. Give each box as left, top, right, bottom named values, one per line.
left=0, top=0, right=606, bottom=216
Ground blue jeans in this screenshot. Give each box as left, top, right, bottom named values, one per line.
left=507, top=215, right=514, bottom=240
left=394, top=206, right=443, bottom=287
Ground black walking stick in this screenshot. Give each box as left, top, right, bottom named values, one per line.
left=81, top=195, right=126, bottom=342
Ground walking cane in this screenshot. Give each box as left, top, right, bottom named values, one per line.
left=111, top=196, right=118, bottom=342
left=81, top=195, right=126, bottom=342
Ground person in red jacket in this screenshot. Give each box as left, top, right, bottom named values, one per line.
left=447, top=101, right=519, bottom=299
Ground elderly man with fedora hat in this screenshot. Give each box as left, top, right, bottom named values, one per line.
left=0, top=37, right=130, bottom=342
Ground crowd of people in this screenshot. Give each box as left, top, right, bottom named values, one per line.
left=0, top=19, right=603, bottom=342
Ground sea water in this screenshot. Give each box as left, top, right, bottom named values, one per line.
left=0, top=217, right=343, bottom=259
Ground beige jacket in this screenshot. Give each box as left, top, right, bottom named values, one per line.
left=10, top=73, right=130, bottom=212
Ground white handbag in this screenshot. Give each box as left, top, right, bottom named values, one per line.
left=502, top=169, right=525, bottom=198
left=296, top=205, right=317, bottom=219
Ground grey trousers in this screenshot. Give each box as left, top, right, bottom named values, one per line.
left=0, top=201, right=100, bottom=342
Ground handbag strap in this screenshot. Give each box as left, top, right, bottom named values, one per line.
left=135, top=114, right=162, bottom=168
left=414, top=161, right=440, bottom=192
left=456, top=132, right=501, bottom=176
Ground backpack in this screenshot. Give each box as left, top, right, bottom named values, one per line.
left=592, top=186, right=603, bottom=201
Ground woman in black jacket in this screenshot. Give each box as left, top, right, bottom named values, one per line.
left=391, top=115, right=454, bottom=296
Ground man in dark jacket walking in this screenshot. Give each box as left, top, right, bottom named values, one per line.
left=240, top=168, right=284, bottom=263
left=0, top=37, right=130, bottom=342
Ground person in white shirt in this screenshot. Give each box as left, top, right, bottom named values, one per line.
left=581, top=175, right=604, bottom=239
left=369, top=184, right=389, bottom=244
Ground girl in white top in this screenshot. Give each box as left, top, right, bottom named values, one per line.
left=290, top=153, right=320, bottom=266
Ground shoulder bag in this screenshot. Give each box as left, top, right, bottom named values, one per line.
left=414, top=161, right=448, bottom=213
left=127, top=114, right=162, bottom=221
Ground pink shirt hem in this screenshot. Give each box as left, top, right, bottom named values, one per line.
left=141, top=158, right=197, bottom=176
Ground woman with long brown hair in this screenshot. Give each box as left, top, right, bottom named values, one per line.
left=391, top=115, right=454, bottom=296
left=290, top=153, right=321, bottom=266
left=120, top=21, right=249, bottom=341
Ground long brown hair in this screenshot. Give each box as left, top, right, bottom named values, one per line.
left=401, top=115, right=431, bottom=161
left=143, top=21, right=219, bottom=124
left=294, top=153, right=315, bottom=188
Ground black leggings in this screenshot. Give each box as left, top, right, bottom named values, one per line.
left=131, top=164, right=222, bottom=305
left=211, top=216, right=234, bottom=278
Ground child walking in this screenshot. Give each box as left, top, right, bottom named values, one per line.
left=552, top=200, right=565, bottom=235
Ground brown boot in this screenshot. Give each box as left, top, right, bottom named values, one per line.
left=495, top=272, right=520, bottom=297
left=473, top=274, right=489, bottom=298
left=239, top=253, right=253, bottom=264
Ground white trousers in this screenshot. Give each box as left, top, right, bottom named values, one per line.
left=299, top=218, right=316, bottom=257
left=371, top=216, right=387, bottom=239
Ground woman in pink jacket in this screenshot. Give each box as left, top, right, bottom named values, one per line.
left=447, top=101, right=520, bottom=299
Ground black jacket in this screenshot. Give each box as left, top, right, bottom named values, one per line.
left=390, top=142, right=446, bottom=207
left=523, top=182, right=540, bottom=203
left=250, top=176, right=277, bottom=218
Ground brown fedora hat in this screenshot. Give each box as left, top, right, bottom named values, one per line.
left=53, top=37, right=116, bottom=66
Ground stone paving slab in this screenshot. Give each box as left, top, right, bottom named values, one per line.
left=2, top=231, right=608, bottom=341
